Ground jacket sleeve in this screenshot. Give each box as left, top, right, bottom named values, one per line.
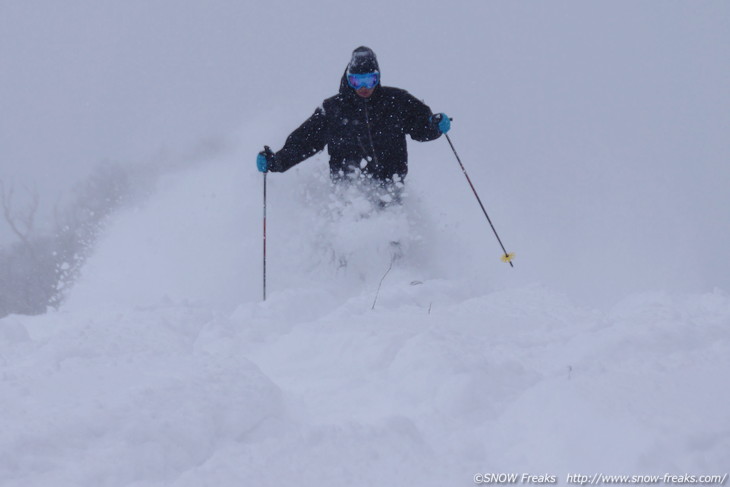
left=402, top=92, right=442, bottom=142
left=270, top=107, right=327, bottom=172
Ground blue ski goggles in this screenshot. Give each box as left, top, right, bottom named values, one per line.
left=347, top=72, right=380, bottom=90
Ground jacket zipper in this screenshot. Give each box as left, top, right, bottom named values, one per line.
left=363, top=103, right=379, bottom=167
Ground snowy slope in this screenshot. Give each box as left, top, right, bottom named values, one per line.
left=1, top=146, right=728, bottom=486
left=2, top=2, right=729, bottom=484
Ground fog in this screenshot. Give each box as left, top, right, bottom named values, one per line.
left=1, top=0, right=728, bottom=307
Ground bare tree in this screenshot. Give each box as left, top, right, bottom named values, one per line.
left=0, top=180, right=56, bottom=316
left=1, top=161, right=135, bottom=317
left=0, top=180, right=39, bottom=250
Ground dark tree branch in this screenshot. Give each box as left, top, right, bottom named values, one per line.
left=1, top=180, right=39, bottom=249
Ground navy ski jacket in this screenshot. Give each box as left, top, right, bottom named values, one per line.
left=268, top=71, right=443, bottom=182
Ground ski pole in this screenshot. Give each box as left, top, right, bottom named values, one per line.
left=263, top=171, right=267, bottom=300
left=444, top=132, right=515, bottom=267
left=262, top=146, right=271, bottom=301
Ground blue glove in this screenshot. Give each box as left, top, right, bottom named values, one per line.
left=257, top=146, right=275, bottom=173
left=431, top=113, right=451, bottom=134
left=256, top=153, right=268, bottom=172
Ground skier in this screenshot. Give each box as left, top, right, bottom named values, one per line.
left=256, top=46, right=451, bottom=203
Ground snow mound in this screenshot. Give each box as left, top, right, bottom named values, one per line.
left=1, top=154, right=728, bottom=485
left=0, top=305, right=283, bottom=486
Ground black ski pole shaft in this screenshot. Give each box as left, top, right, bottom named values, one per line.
left=263, top=171, right=267, bottom=300
left=444, top=133, right=514, bottom=267
left=262, top=147, right=270, bottom=301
